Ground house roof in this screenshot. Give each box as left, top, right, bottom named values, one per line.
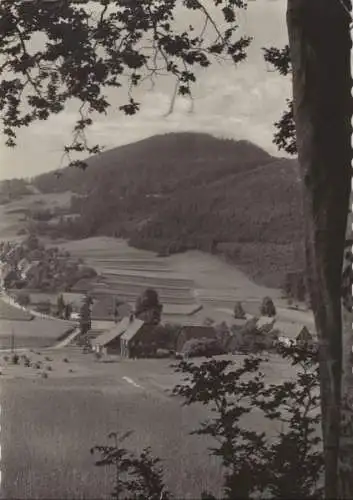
left=92, top=317, right=131, bottom=347
left=274, top=321, right=316, bottom=341
left=296, top=326, right=313, bottom=341
left=120, top=318, right=145, bottom=343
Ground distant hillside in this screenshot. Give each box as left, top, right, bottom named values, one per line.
left=32, top=132, right=305, bottom=288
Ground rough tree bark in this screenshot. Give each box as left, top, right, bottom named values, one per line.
left=286, top=0, right=352, bottom=498
left=339, top=247, right=353, bottom=498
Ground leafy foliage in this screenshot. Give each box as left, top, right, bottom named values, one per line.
left=173, top=344, right=323, bottom=498
left=263, top=45, right=297, bottom=156
left=181, top=337, right=225, bottom=358
left=135, top=288, right=163, bottom=325
left=91, top=431, right=172, bottom=500
left=260, top=296, right=276, bottom=317
left=79, top=294, right=93, bottom=335
left=233, top=301, right=246, bottom=319
left=92, top=345, right=323, bottom=499
left=0, top=0, right=251, bottom=164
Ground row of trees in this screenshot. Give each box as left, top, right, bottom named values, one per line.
left=234, top=297, right=276, bottom=319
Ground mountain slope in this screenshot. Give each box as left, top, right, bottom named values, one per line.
left=33, top=132, right=304, bottom=288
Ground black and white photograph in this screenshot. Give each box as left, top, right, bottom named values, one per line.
left=0, top=0, right=352, bottom=498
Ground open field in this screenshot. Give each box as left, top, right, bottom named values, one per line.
left=0, top=297, right=33, bottom=321
left=1, top=349, right=314, bottom=500
left=55, top=236, right=314, bottom=330
left=0, top=314, right=75, bottom=349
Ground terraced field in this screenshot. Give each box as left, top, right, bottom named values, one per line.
left=54, top=236, right=315, bottom=328
left=55, top=237, right=202, bottom=318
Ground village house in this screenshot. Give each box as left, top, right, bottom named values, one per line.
left=91, top=316, right=131, bottom=355
left=275, top=321, right=316, bottom=347
left=91, top=315, right=159, bottom=358
left=120, top=317, right=160, bottom=358
left=175, top=325, right=217, bottom=354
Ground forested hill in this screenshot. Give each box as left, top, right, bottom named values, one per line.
left=32, top=132, right=305, bottom=288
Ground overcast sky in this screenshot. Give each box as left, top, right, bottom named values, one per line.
left=0, top=0, right=289, bottom=181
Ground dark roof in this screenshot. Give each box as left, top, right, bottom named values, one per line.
left=120, top=318, right=145, bottom=342
left=92, top=317, right=130, bottom=347
left=296, top=326, right=313, bottom=341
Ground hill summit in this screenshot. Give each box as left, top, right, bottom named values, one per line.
left=33, top=132, right=305, bottom=288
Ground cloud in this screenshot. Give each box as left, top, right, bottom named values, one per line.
left=0, top=0, right=289, bottom=179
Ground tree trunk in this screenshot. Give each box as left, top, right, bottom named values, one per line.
left=339, top=250, right=353, bottom=498
left=286, top=0, right=352, bottom=498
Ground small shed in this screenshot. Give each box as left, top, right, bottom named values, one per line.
left=175, top=325, right=217, bottom=354
left=91, top=316, right=130, bottom=355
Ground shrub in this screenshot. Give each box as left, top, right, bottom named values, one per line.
left=91, top=432, right=171, bottom=500
left=92, top=344, right=323, bottom=499
left=11, top=354, right=19, bottom=365
left=182, top=337, right=225, bottom=358
left=16, top=291, right=30, bottom=307
left=173, top=344, right=323, bottom=498
left=260, top=296, right=276, bottom=317
left=233, top=301, right=246, bottom=319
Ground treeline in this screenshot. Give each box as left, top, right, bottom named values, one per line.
left=31, top=132, right=305, bottom=287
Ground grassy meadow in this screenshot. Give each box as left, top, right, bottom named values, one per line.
left=1, top=349, right=308, bottom=500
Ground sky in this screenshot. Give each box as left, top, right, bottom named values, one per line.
left=0, top=0, right=290, bottom=180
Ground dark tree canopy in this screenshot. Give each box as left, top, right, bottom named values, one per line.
left=135, top=287, right=163, bottom=325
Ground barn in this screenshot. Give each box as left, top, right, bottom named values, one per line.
left=91, top=316, right=130, bottom=355
left=120, top=319, right=163, bottom=358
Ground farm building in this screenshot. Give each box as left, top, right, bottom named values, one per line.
left=91, top=315, right=161, bottom=358
left=91, top=316, right=130, bottom=355
left=175, top=325, right=217, bottom=354
left=120, top=318, right=160, bottom=358
left=275, top=321, right=316, bottom=346
left=296, top=326, right=314, bottom=346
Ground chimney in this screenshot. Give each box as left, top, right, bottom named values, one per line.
left=129, top=313, right=134, bottom=322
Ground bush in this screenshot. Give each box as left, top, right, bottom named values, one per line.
left=92, top=344, right=323, bottom=499
left=173, top=344, right=323, bottom=498
left=233, top=301, right=246, bottom=319
left=182, top=337, right=225, bottom=358
left=260, top=296, right=276, bottom=317
left=11, top=354, right=19, bottom=365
